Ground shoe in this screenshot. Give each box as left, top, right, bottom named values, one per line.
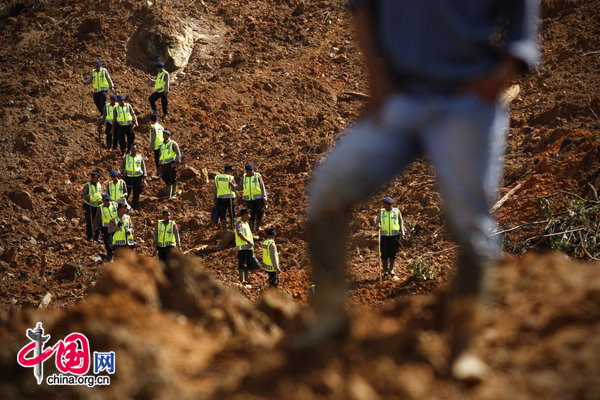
left=451, top=351, right=491, bottom=383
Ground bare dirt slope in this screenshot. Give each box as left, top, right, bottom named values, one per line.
left=0, top=0, right=599, bottom=398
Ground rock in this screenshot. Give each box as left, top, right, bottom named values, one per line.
left=292, top=2, right=305, bottom=16
left=317, top=139, right=331, bottom=153
left=200, top=168, right=209, bottom=184
left=14, top=135, right=28, bottom=153
left=57, top=191, right=72, bottom=204
left=33, top=185, right=50, bottom=193
left=179, top=166, right=200, bottom=181
left=21, top=215, right=31, bottom=223
left=64, top=206, right=78, bottom=219
left=64, top=180, right=72, bottom=185
left=1, top=248, right=17, bottom=264
left=8, top=190, right=33, bottom=210
left=90, top=256, right=102, bottom=263
left=56, top=263, right=80, bottom=281
left=37, top=292, right=52, bottom=310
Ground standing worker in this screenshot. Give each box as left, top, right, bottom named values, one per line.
left=83, top=60, right=115, bottom=114
left=159, top=130, right=181, bottom=199
left=375, top=197, right=405, bottom=280
left=235, top=208, right=260, bottom=285
left=149, top=113, right=164, bottom=177
left=93, top=194, right=118, bottom=260
left=112, top=94, right=138, bottom=156
left=149, top=61, right=169, bottom=118
left=120, top=144, right=147, bottom=210
left=262, top=227, right=281, bottom=287
left=154, top=208, right=181, bottom=262
left=100, top=93, right=118, bottom=150
left=82, top=171, right=102, bottom=241
left=107, top=170, right=128, bottom=206
left=242, top=163, right=268, bottom=233
left=108, top=203, right=134, bottom=254
left=303, top=0, right=539, bottom=381
left=213, top=165, right=238, bottom=231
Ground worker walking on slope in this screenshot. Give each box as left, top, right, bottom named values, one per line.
left=93, top=194, right=118, bottom=260
left=149, top=114, right=164, bottom=177
left=159, top=130, right=181, bottom=199
left=149, top=61, right=169, bottom=118
left=120, top=144, right=147, bottom=210
left=100, top=93, right=118, bottom=150
left=155, top=208, right=181, bottom=262
left=112, top=94, right=138, bottom=156
left=262, top=227, right=282, bottom=288
left=235, top=208, right=260, bottom=285
left=83, top=60, right=115, bottom=114
left=108, top=203, right=134, bottom=254
left=82, top=171, right=102, bottom=241
left=375, top=197, right=404, bottom=280
left=303, top=0, right=539, bottom=382
left=242, top=163, right=268, bottom=233
left=213, top=165, right=238, bottom=231
left=107, top=170, right=128, bottom=206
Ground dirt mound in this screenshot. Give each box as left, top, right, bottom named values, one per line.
left=0, top=252, right=598, bottom=399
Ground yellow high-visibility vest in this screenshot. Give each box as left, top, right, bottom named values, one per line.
left=242, top=173, right=264, bottom=200
left=115, top=103, right=133, bottom=125
left=154, top=71, right=168, bottom=93
left=159, top=141, right=176, bottom=164
left=92, top=68, right=110, bottom=92
left=108, top=179, right=126, bottom=203
left=215, top=174, right=236, bottom=199
left=112, top=215, right=134, bottom=246
left=380, top=208, right=401, bottom=236
left=157, top=220, right=176, bottom=247
left=100, top=202, right=117, bottom=227
left=105, top=102, right=115, bottom=122
left=235, top=219, right=253, bottom=250
left=84, top=182, right=102, bottom=207
left=262, top=238, right=279, bottom=272
left=150, top=122, right=164, bottom=151
left=124, top=154, right=144, bottom=177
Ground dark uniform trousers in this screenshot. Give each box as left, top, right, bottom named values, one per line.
left=83, top=204, right=100, bottom=240
left=157, top=246, right=173, bottom=262
left=153, top=149, right=161, bottom=176
left=267, top=271, right=279, bottom=287
left=125, top=176, right=144, bottom=209
left=246, top=198, right=265, bottom=232
left=380, top=235, right=400, bottom=274
left=93, top=91, right=107, bottom=114
left=115, top=125, right=134, bottom=154
left=105, top=122, right=115, bottom=149
left=161, top=162, right=178, bottom=185
left=238, top=250, right=260, bottom=272
left=216, top=198, right=236, bottom=229
left=149, top=92, right=168, bottom=115
left=101, top=227, right=114, bottom=260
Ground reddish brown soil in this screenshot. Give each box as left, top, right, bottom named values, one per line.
left=0, top=0, right=599, bottom=398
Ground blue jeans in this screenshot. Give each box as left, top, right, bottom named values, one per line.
left=308, top=93, right=507, bottom=298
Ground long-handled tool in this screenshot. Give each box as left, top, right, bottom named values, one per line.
left=229, top=198, right=234, bottom=231
left=81, top=78, right=85, bottom=115
left=378, top=229, right=382, bottom=284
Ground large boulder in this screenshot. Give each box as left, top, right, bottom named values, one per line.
left=8, top=190, right=33, bottom=210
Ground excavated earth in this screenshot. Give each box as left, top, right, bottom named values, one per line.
left=0, top=0, right=599, bottom=398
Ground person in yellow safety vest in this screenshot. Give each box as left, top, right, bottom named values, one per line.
left=159, top=130, right=181, bottom=199
left=235, top=208, right=260, bottom=285
left=108, top=170, right=128, bottom=206
left=242, top=163, right=268, bottom=233
left=262, top=227, right=281, bottom=287
left=149, top=61, right=170, bottom=117
left=82, top=171, right=102, bottom=241
left=108, top=203, right=134, bottom=254
left=120, top=144, right=148, bottom=210
left=99, top=93, right=118, bottom=150
left=375, top=197, right=405, bottom=280
left=92, top=194, right=118, bottom=260
left=213, top=165, right=239, bottom=231
left=83, top=60, right=115, bottom=114
left=111, top=94, right=138, bottom=156
left=154, top=208, right=181, bottom=262
left=149, top=113, right=164, bottom=177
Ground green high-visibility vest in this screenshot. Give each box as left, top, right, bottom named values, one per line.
left=235, top=219, right=253, bottom=250
left=84, top=182, right=102, bottom=206
left=380, top=208, right=401, bottom=236
left=157, top=220, right=176, bottom=247
left=154, top=71, right=167, bottom=93
left=124, top=154, right=144, bottom=177
left=242, top=173, right=264, bottom=200
left=100, top=202, right=118, bottom=227
left=150, top=122, right=164, bottom=151
left=262, top=238, right=279, bottom=272
left=92, top=68, right=109, bottom=92
left=108, top=179, right=126, bottom=203
left=105, top=102, right=115, bottom=122
left=215, top=174, right=236, bottom=199
left=115, top=103, right=133, bottom=125
left=159, top=141, right=176, bottom=164
left=112, top=214, right=134, bottom=246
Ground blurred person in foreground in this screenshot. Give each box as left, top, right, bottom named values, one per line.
left=302, top=0, right=539, bottom=381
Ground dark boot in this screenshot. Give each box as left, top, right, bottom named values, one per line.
left=381, top=258, right=389, bottom=276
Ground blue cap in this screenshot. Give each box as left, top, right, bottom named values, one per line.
left=225, top=164, right=233, bottom=171
left=245, top=163, right=254, bottom=170
left=155, top=61, right=164, bottom=68
left=382, top=197, right=394, bottom=205
left=163, top=129, right=171, bottom=136
left=109, top=170, right=119, bottom=177
left=91, top=171, right=100, bottom=176
left=102, top=194, right=111, bottom=200
left=240, top=208, right=250, bottom=216
left=116, top=94, right=125, bottom=100
left=266, top=227, right=276, bottom=235
left=94, top=60, right=102, bottom=67
left=109, top=93, right=117, bottom=100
